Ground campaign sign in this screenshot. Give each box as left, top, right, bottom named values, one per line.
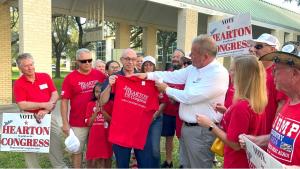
left=208, top=13, right=252, bottom=57
left=244, top=136, right=283, bottom=168
left=0, top=113, right=51, bottom=153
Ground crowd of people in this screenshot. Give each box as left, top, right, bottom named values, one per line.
left=12, top=33, right=300, bottom=168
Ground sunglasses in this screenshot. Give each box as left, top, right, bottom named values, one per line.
left=273, top=56, right=295, bottom=66
left=78, top=59, right=92, bottom=64
left=184, top=61, right=192, bottom=65
left=254, top=44, right=271, bottom=50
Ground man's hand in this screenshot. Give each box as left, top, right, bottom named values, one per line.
left=133, top=73, right=147, bottom=79
left=108, top=75, right=118, bottom=86
left=196, top=115, right=213, bottom=128
left=42, top=101, right=55, bottom=111
left=155, top=82, right=168, bottom=92
left=62, top=123, right=70, bottom=136
left=35, top=109, right=49, bottom=123
left=214, top=103, right=227, bottom=114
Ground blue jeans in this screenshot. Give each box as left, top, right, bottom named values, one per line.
left=143, top=115, right=163, bottom=168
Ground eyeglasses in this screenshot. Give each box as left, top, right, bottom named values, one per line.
left=254, top=44, right=271, bottom=50
left=122, top=57, right=136, bottom=62
left=78, top=59, right=92, bottom=64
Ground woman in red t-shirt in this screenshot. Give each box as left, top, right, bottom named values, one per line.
left=85, top=83, right=113, bottom=168
left=197, top=55, right=268, bottom=168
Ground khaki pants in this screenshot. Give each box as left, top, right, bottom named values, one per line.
left=24, top=116, right=67, bottom=168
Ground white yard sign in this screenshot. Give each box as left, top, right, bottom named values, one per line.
left=208, top=13, right=252, bottom=57
left=0, top=113, right=51, bottom=153
left=244, top=136, right=283, bottom=168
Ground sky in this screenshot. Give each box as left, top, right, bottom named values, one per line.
left=265, top=0, right=300, bottom=14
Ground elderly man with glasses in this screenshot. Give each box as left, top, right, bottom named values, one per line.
left=240, top=41, right=300, bottom=167
left=60, top=48, right=107, bottom=168
left=249, top=33, right=287, bottom=136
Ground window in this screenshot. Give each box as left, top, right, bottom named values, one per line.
left=157, top=42, right=177, bottom=63
left=96, top=40, right=106, bottom=61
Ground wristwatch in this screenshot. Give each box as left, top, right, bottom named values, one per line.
left=208, top=123, right=215, bottom=131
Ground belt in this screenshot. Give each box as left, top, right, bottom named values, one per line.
left=184, top=122, right=219, bottom=127
left=184, top=122, right=199, bottom=127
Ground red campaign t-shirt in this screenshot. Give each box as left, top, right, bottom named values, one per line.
left=13, top=73, right=56, bottom=113
left=61, top=69, right=106, bottom=127
left=222, top=99, right=263, bottom=168
left=163, top=83, right=185, bottom=116
left=260, top=65, right=287, bottom=135
left=267, top=100, right=300, bottom=166
left=85, top=101, right=112, bottom=160
left=224, top=79, right=234, bottom=108
left=109, top=76, right=159, bottom=149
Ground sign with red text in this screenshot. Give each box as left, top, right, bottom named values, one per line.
left=208, top=13, right=252, bottom=57
left=0, top=113, right=51, bottom=153
left=244, top=136, right=283, bottom=168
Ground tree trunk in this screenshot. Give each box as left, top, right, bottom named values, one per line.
left=55, top=52, right=61, bottom=78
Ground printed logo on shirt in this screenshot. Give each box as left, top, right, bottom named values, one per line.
left=39, top=83, right=48, bottom=90
left=192, top=77, right=201, bottom=83
left=78, top=80, right=98, bottom=93
left=122, top=85, right=149, bottom=108
left=267, top=114, right=300, bottom=163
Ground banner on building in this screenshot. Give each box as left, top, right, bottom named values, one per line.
left=0, top=113, right=51, bottom=153
left=244, top=136, right=283, bottom=168
left=208, top=13, right=252, bottom=57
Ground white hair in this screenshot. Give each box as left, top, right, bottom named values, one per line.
left=76, top=48, right=90, bottom=60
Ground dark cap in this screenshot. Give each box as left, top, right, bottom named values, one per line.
left=259, top=41, right=300, bottom=69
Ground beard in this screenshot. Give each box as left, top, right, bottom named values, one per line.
left=172, top=64, right=182, bottom=70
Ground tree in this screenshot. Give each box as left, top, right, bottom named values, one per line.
left=52, top=15, right=75, bottom=78
left=157, top=30, right=177, bottom=70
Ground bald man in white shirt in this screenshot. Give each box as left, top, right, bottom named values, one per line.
left=136, top=35, right=229, bottom=168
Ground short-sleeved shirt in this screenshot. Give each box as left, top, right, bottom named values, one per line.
left=85, top=101, right=112, bottom=160
left=267, top=100, right=300, bottom=166
left=260, top=65, right=287, bottom=134
left=13, top=73, right=56, bottom=113
left=222, top=99, right=263, bottom=168
left=108, top=76, right=159, bottom=149
left=61, top=69, right=106, bottom=127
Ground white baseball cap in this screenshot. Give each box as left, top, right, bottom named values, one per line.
left=143, top=55, right=156, bottom=65
left=249, top=33, right=280, bottom=50
left=64, top=129, right=80, bottom=153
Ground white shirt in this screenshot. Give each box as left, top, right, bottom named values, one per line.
left=147, top=59, right=229, bottom=123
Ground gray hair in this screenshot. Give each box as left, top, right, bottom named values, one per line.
left=121, top=48, right=136, bottom=58
left=16, top=53, right=34, bottom=67
left=76, top=48, right=90, bottom=60
left=192, top=34, right=218, bottom=57
left=94, top=59, right=106, bottom=67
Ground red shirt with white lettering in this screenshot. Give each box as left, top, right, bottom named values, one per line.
left=260, top=65, right=287, bottom=134
left=109, top=76, right=159, bottom=149
left=14, top=73, right=56, bottom=113
left=61, top=69, right=106, bottom=127
left=267, top=100, right=300, bottom=166
left=222, top=99, right=263, bottom=168
left=85, top=101, right=112, bottom=160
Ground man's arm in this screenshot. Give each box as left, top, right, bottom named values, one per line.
left=60, top=98, right=70, bottom=135
left=100, top=75, right=117, bottom=104
left=165, top=72, right=228, bottom=104
left=147, top=67, right=189, bottom=84
left=17, top=101, right=54, bottom=111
